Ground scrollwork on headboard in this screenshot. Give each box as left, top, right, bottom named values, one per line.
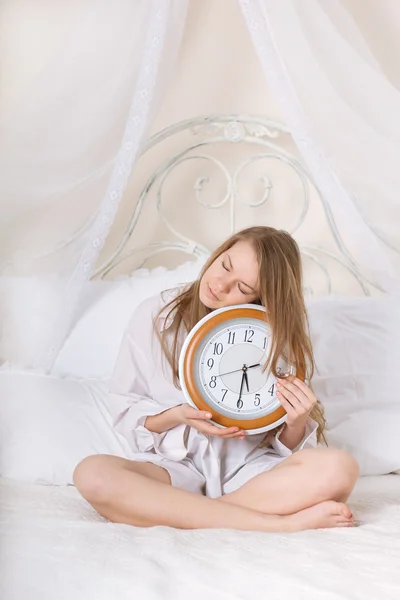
left=93, top=114, right=376, bottom=296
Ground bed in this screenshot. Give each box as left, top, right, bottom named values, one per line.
left=1, top=115, right=400, bottom=600
left=1, top=475, right=400, bottom=600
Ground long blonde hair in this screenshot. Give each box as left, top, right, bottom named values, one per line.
left=155, top=226, right=326, bottom=443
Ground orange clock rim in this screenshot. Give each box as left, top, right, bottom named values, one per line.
left=182, top=306, right=287, bottom=430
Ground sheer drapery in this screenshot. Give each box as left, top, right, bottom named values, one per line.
left=239, top=0, right=400, bottom=294
left=0, top=0, right=188, bottom=370
left=2, top=0, right=400, bottom=371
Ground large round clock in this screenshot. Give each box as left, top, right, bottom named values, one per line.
left=179, top=304, right=300, bottom=435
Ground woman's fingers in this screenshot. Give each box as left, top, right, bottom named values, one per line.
left=276, top=391, right=296, bottom=413
left=276, top=380, right=312, bottom=412
left=288, top=376, right=315, bottom=400
left=196, top=410, right=213, bottom=420
left=220, top=428, right=245, bottom=438
left=277, top=386, right=313, bottom=423
left=277, top=380, right=305, bottom=403
left=183, top=406, right=212, bottom=420
left=182, top=405, right=246, bottom=438
left=276, top=385, right=299, bottom=411
left=204, top=424, right=242, bottom=436
left=189, top=419, right=245, bottom=438
left=278, top=376, right=316, bottom=406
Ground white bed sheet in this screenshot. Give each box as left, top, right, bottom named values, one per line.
left=1, top=475, right=399, bottom=600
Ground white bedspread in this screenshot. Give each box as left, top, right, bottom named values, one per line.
left=1, top=475, right=399, bottom=600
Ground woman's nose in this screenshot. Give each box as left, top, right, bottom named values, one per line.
left=216, top=278, right=230, bottom=293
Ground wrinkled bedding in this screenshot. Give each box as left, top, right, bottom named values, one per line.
left=1, top=475, right=399, bottom=600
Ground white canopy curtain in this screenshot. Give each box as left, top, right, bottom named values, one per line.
left=0, top=0, right=188, bottom=370
left=1, top=0, right=400, bottom=372
left=239, top=0, right=400, bottom=295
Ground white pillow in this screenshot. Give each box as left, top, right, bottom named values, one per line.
left=307, top=296, right=400, bottom=476
left=0, top=258, right=206, bottom=377
left=2, top=292, right=398, bottom=486
left=0, top=370, right=130, bottom=485
left=0, top=276, right=113, bottom=367
left=55, top=289, right=400, bottom=476
left=53, top=258, right=206, bottom=379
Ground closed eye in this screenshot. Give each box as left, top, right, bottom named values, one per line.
left=223, top=257, right=253, bottom=294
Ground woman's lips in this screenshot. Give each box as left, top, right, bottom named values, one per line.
left=207, top=284, right=219, bottom=301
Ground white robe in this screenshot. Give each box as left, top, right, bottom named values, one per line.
left=108, top=289, right=318, bottom=498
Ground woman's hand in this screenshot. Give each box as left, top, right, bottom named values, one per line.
left=176, top=404, right=246, bottom=439
left=276, top=375, right=317, bottom=428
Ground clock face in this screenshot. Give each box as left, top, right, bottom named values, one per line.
left=179, top=305, right=296, bottom=434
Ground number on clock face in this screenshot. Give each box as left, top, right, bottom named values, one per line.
left=197, top=321, right=284, bottom=418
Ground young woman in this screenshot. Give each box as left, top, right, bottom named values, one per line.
left=74, top=226, right=359, bottom=532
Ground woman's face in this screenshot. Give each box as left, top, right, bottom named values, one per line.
left=199, top=240, right=260, bottom=309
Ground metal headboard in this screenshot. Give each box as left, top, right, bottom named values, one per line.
left=93, top=114, right=376, bottom=296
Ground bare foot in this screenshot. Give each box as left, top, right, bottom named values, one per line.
left=286, top=501, right=354, bottom=532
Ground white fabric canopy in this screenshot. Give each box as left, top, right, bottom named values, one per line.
left=0, top=0, right=188, bottom=369
left=239, top=0, right=400, bottom=294
left=0, top=0, right=399, bottom=370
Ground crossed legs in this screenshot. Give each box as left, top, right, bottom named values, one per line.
left=73, top=447, right=359, bottom=532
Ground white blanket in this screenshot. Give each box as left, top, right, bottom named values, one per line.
left=1, top=475, right=399, bottom=600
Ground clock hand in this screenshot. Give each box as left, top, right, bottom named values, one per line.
left=243, top=370, right=249, bottom=392
left=216, top=363, right=261, bottom=378
left=216, top=367, right=242, bottom=377
left=237, top=372, right=245, bottom=408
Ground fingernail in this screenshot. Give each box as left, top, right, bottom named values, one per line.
left=206, top=413, right=212, bottom=418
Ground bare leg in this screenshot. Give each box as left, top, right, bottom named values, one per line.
left=221, top=448, right=359, bottom=516
left=73, top=454, right=354, bottom=532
